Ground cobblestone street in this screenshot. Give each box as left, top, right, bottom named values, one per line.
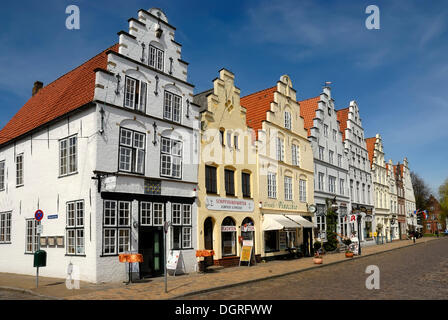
left=183, top=238, right=448, bottom=300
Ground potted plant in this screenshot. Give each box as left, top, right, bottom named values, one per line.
left=313, top=252, right=323, bottom=264
left=342, top=237, right=353, bottom=258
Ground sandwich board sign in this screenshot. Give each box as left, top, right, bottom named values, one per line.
left=239, top=246, right=253, bottom=267
left=166, top=250, right=185, bottom=276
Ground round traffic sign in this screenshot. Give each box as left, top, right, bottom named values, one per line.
left=35, top=210, right=44, bottom=221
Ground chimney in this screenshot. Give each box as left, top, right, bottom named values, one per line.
left=32, top=81, right=43, bottom=96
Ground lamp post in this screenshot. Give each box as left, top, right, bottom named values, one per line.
left=353, top=205, right=367, bottom=256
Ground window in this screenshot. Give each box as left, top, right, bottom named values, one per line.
left=350, top=180, right=354, bottom=200
left=0, top=212, right=11, bottom=243
left=267, top=173, right=277, bottom=198
left=318, top=173, right=325, bottom=191
left=329, top=176, right=336, bottom=193
left=59, top=135, right=78, bottom=176
left=299, top=179, right=307, bottom=202
left=149, top=45, right=164, bottom=71
left=292, top=145, right=300, bottom=166
left=66, top=201, right=85, bottom=255
left=362, top=184, right=366, bottom=203
left=0, top=161, right=5, bottom=191
left=16, top=154, right=23, bottom=187
left=225, top=169, right=235, bottom=196
left=25, top=219, right=40, bottom=253
left=164, top=91, right=182, bottom=123
left=264, top=230, right=278, bottom=252
left=329, top=150, right=334, bottom=164
left=323, top=124, right=328, bottom=137
left=222, top=217, right=237, bottom=256
left=284, top=111, right=291, bottom=130
left=234, top=135, right=239, bottom=149
left=242, top=172, right=251, bottom=198
left=333, top=129, right=337, bottom=141
left=356, top=182, right=360, bottom=202
left=205, top=165, right=217, bottom=194
left=124, top=76, right=147, bottom=112
left=219, top=130, right=225, bottom=146
left=276, top=137, right=284, bottom=161
left=103, top=200, right=132, bottom=255
left=316, top=212, right=326, bottom=233
left=119, top=128, right=146, bottom=174
left=226, top=132, right=232, bottom=148
left=172, top=204, right=192, bottom=249
left=160, top=137, right=182, bottom=179
left=338, top=154, right=342, bottom=167
left=284, top=176, right=292, bottom=201
left=318, top=146, right=324, bottom=160
left=340, top=179, right=345, bottom=196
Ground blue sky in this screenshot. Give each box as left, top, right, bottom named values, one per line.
left=0, top=0, right=447, bottom=195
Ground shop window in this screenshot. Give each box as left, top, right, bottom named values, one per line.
left=264, top=231, right=278, bottom=253
left=172, top=204, right=192, bottom=250
left=102, top=200, right=132, bottom=255
left=221, top=217, right=237, bottom=257
left=241, top=218, right=255, bottom=242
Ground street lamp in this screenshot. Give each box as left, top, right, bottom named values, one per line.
left=352, top=205, right=367, bottom=255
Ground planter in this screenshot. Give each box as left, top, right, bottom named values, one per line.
left=345, top=252, right=354, bottom=258
left=313, top=257, right=323, bottom=264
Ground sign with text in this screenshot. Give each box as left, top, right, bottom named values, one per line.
left=167, top=250, right=184, bottom=275
left=206, top=197, right=254, bottom=212
left=221, top=226, right=237, bottom=232
left=240, top=246, right=252, bottom=263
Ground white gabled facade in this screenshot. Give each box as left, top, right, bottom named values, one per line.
left=300, top=87, right=350, bottom=243
left=0, top=7, right=200, bottom=283
left=402, top=158, right=417, bottom=231
left=338, top=101, right=375, bottom=246
left=387, top=159, right=399, bottom=240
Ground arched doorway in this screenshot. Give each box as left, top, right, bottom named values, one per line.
left=241, top=217, right=256, bottom=264
left=203, top=217, right=214, bottom=267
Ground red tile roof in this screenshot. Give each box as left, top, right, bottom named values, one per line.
left=240, top=87, right=276, bottom=140
left=336, top=107, right=349, bottom=141
left=0, top=44, right=119, bottom=147
left=298, top=96, right=320, bottom=137
left=365, top=137, right=376, bottom=168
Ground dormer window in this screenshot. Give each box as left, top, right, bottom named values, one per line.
left=149, top=45, right=164, bottom=71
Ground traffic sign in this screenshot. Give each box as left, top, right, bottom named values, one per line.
left=35, top=210, right=44, bottom=221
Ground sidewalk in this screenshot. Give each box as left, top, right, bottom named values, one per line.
left=0, top=237, right=442, bottom=300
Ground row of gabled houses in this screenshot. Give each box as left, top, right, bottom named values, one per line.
left=0, top=7, right=418, bottom=283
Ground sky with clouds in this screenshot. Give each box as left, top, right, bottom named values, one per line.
left=0, top=0, right=447, bottom=196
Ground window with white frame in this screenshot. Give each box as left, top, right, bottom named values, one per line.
left=333, top=129, right=337, bottom=142
left=276, top=137, right=284, bottom=161
left=163, top=91, right=182, bottom=123
left=59, top=135, right=77, bottom=176
left=66, top=201, right=85, bottom=255
left=299, top=179, right=307, bottom=202
left=340, top=179, right=345, bottom=195
left=329, top=150, right=334, bottom=164
left=25, top=219, right=40, bottom=253
left=234, top=134, right=239, bottom=149
left=318, top=146, right=324, bottom=161
left=323, top=124, right=328, bottom=137
left=103, top=200, right=131, bottom=255
left=292, top=144, right=300, bottom=166
left=0, top=212, right=11, bottom=243
left=119, top=128, right=146, bottom=174
left=284, top=176, right=292, bottom=201
left=160, top=137, right=182, bottom=179
left=318, top=172, right=325, bottom=191
left=0, top=161, right=5, bottom=191
left=153, top=203, right=164, bottom=226
left=172, top=204, right=192, bottom=249
left=124, top=76, right=147, bottom=112
left=226, top=132, right=232, bottom=148
left=329, top=176, right=336, bottom=193
left=268, top=172, right=277, bottom=199
left=149, top=45, right=164, bottom=71
left=16, top=154, right=23, bottom=187
left=284, top=111, right=291, bottom=130
left=338, top=154, right=342, bottom=167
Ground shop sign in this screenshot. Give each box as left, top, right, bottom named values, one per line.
left=349, top=214, right=358, bottom=222
left=206, top=197, right=254, bottom=212
left=263, top=201, right=299, bottom=210
left=242, top=225, right=255, bottom=232
left=103, top=176, right=117, bottom=192
left=242, top=240, right=254, bottom=247
left=221, top=226, right=237, bottom=232
left=240, top=246, right=252, bottom=263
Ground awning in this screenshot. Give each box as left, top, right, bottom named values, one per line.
left=285, top=215, right=314, bottom=228
left=262, top=214, right=300, bottom=231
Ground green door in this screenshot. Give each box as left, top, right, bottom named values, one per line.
left=139, top=228, right=164, bottom=278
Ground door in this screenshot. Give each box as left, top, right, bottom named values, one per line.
left=204, top=218, right=214, bottom=266
left=139, top=228, right=164, bottom=278
left=303, top=228, right=313, bottom=257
